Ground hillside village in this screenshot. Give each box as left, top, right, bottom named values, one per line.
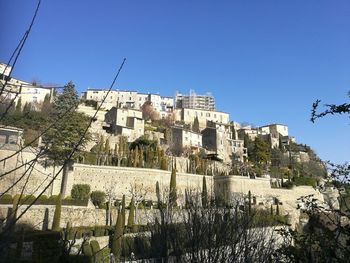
left=0, top=62, right=343, bottom=261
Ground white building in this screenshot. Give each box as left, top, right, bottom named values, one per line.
left=169, top=126, right=202, bottom=149
left=81, top=89, right=174, bottom=117
left=0, top=63, right=54, bottom=111
left=174, top=108, right=229, bottom=130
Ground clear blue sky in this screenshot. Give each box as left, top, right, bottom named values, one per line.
left=1, top=0, right=349, bottom=164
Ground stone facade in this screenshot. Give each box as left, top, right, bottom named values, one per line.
left=174, top=108, right=229, bottom=130
left=169, top=126, right=202, bottom=150
left=104, top=107, right=144, bottom=142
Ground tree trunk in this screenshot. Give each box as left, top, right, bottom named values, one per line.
left=60, top=163, right=69, bottom=198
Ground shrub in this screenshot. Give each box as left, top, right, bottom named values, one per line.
left=93, top=226, right=105, bottom=237
left=0, top=194, right=12, bottom=204
left=82, top=242, right=93, bottom=257
left=71, top=184, right=91, bottom=200
left=90, top=191, right=106, bottom=207
left=38, top=195, right=48, bottom=201
left=293, top=176, right=317, bottom=187
left=90, top=240, right=100, bottom=254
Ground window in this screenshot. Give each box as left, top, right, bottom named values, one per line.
left=214, top=114, right=216, bottom=118
left=206, top=113, right=210, bottom=117
left=129, top=97, right=132, bottom=100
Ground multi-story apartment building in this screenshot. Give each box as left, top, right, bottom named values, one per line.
left=81, top=89, right=174, bottom=116
left=0, top=63, right=54, bottom=111
left=174, top=108, right=229, bottom=130
left=175, top=90, right=215, bottom=111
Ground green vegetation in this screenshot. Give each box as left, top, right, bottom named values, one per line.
left=192, top=116, right=200, bottom=133
left=121, top=195, right=126, bottom=227
left=52, top=194, right=62, bottom=231
left=90, top=191, right=106, bottom=207
left=201, top=176, right=208, bottom=208
left=112, top=210, right=124, bottom=258
left=293, top=176, right=317, bottom=186
left=128, top=198, right=135, bottom=227
left=169, top=165, right=177, bottom=208
left=71, top=184, right=91, bottom=201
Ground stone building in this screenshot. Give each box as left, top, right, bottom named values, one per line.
left=104, top=107, right=144, bottom=142
left=169, top=126, right=202, bottom=152
left=202, top=122, right=233, bottom=163
left=174, top=108, right=229, bottom=130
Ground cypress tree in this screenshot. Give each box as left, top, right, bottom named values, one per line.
left=138, top=147, right=143, bottom=168
left=169, top=165, right=177, bottom=208
left=192, top=116, right=200, bottom=133
left=248, top=190, right=252, bottom=215
left=160, top=157, right=167, bottom=170
left=10, top=194, right=20, bottom=227
left=53, top=81, right=79, bottom=115
left=111, top=210, right=123, bottom=259
left=202, top=176, right=208, bottom=208
left=276, top=203, right=280, bottom=216
left=15, top=97, right=22, bottom=113
left=104, top=138, right=110, bottom=154
left=128, top=198, right=135, bottom=227
left=121, top=195, right=126, bottom=228
left=52, top=194, right=62, bottom=231
left=135, top=148, right=140, bottom=167
left=99, top=136, right=105, bottom=153
left=22, top=102, right=31, bottom=113
left=270, top=204, right=274, bottom=215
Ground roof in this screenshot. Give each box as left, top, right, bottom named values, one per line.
left=180, top=107, right=229, bottom=114
left=0, top=125, right=24, bottom=132
left=171, top=126, right=202, bottom=135
left=259, top=123, right=288, bottom=128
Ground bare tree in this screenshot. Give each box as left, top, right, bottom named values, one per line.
left=105, top=183, right=117, bottom=226
left=129, top=182, right=149, bottom=224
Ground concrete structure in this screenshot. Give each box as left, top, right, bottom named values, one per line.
left=169, top=126, right=202, bottom=150
left=104, top=107, right=144, bottom=142
left=0, top=125, right=23, bottom=145
left=176, top=90, right=215, bottom=111
left=174, top=108, right=229, bottom=130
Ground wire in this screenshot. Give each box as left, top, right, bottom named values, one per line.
left=0, top=58, right=126, bottom=238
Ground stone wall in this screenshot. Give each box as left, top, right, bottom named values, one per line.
left=0, top=146, right=63, bottom=197
left=66, top=164, right=213, bottom=205
left=0, top=205, right=159, bottom=230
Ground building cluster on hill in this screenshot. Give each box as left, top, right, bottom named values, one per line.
left=0, top=61, right=300, bottom=168
left=0, top=63, right=55, bottom=112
